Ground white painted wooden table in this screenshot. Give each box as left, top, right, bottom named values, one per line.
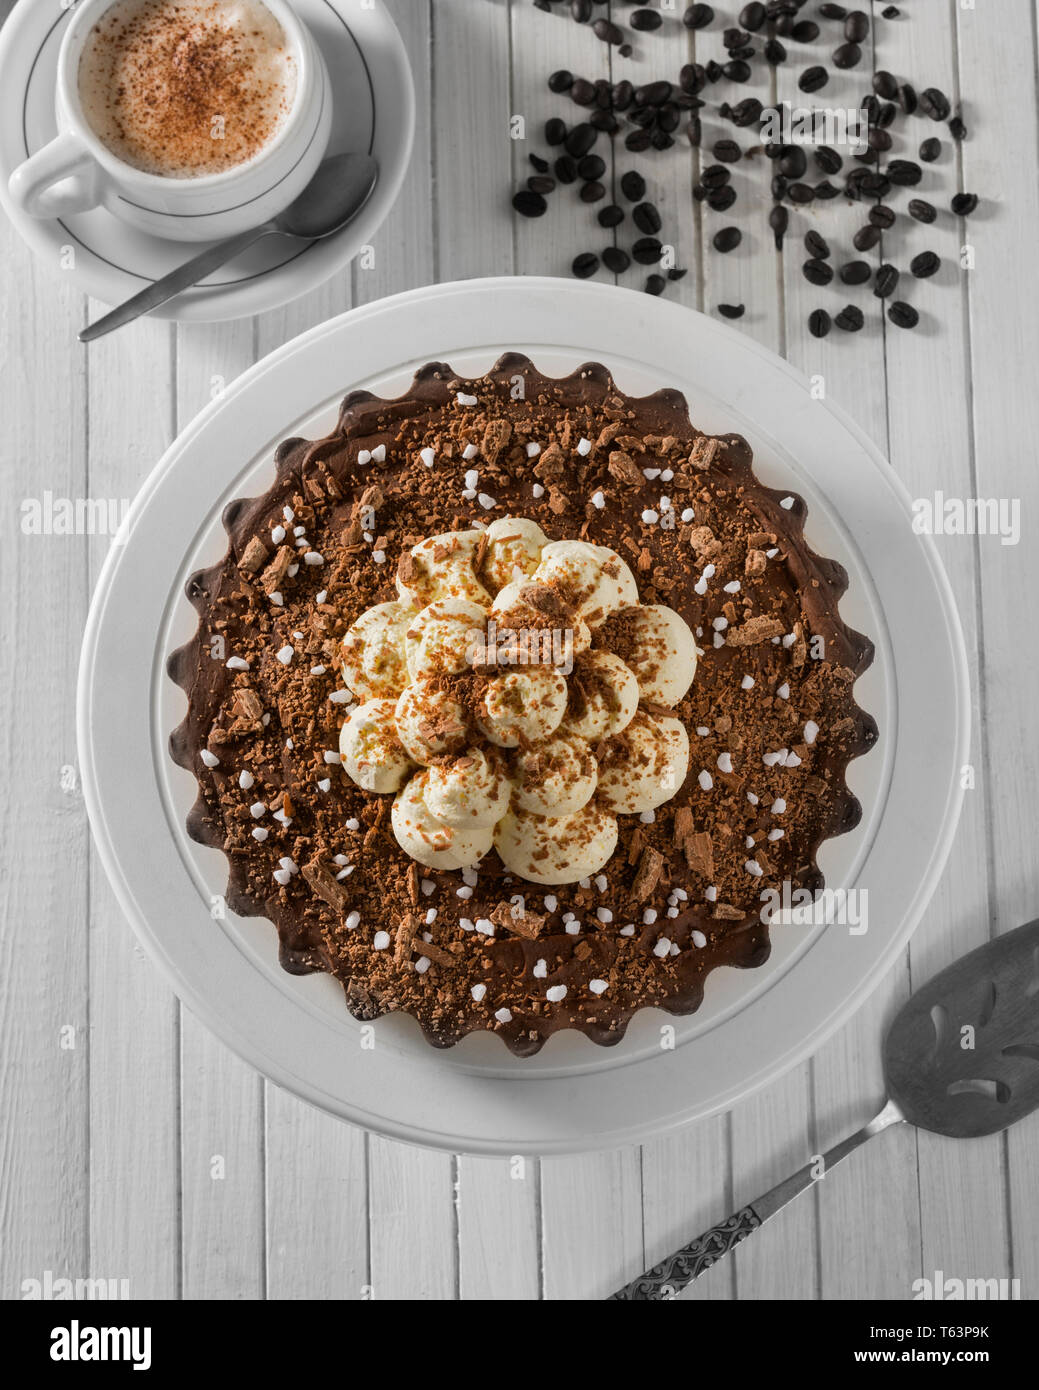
left=2, top=0, right=1037, bottom=1302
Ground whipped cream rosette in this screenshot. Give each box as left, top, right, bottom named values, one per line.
left=337, top=520, right=700, bottom=884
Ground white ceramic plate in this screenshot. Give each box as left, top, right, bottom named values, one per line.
left=78, top=278, right=969, bottom=1153
left=0, top=0, right=413, bottom=320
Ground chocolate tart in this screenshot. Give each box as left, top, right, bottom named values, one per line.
left=169, top=355, right=877, bottom=1057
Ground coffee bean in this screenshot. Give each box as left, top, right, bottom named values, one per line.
left=788, top=182, right=815, bottom=205
left=594, top=79, right=613, bottom=109
left=869, top=204, right=896, bottom=230
left=639, top=80, right=674, bottom=107
left=598, top=204, right=625, bottom=228
left=645, top=274, right=667, bottom=296
left=718, top=303, right=745, bottom=319
left=873, top=70, right=899, bottom=99
left=765, top=38, right=787, bottom=64
left=527, top=175, right=556, bottom=195
left=874, top=264, right=899, bottom=299
left=920, top=87, right=951, bottom=121
left=908, top=199, right=936, bottom=225
left=815, top=146, right=843, bottom=176
left=800, top=66, right=829, bottom=94
left=740, top=2, right=766, bottom=31
left=702, top=164, right=731, bottom=189
left=621, top=171, right=647, bottom=203
left=572, top=252, right=599, bottom=279
left=626, top=129, right=652, bottom=152
left=593, top=17, right=623, bottom=44
left=512, top=190, right=547, bottom=218
left=911, top=250, right=940, bottom=278
left=631, top=8, right=663, bottom=31
left=723, top=27, right=750, bottom=49
left=834, top=42, right=861, bottom=69
left=634, top=202, right=663, bottom=234
left=840, top=260, right=872, bottom=285
left=949, top=113, right=967, bottom=142
left=633, top=237, right=663, bottom=265
left=591, top=110, right=619, bottom=134
left=554, top=155, right=578, bottom=184
left=952, top=192, right=979, bottom=216
left=771, top=173, right=788, bottom=200
left=651, top=130, right=676, bottom=151
left=882, top=5, right=900, bottom=16
left=844, top=10, right=869, bottom=42
left=815, top=181, right=840, bottom=200
left=571, top=0, right=592, bottom=20
left=919, top=137, right=941, bottom=163
left=680, top=63, right=707, bottom=94
left=877, top=101, right=897, bottom=129
left=779, top=146, right=808, bottom=179
left=809, top=309, right=833, bottom=339
left=835, top=304, right=865, bottom=332
left=724, top=59, right=752, bottom=82
left=861, top=172, right=892, bottom=199
left=731, top=97, right=764, bottom=126
left=803, top=258, right=834, bottom=286
left=565, top=124, right=598, bottom=157
left=853, top=224, right=882, bottom=252
left=684, top=4, right=715, bottom=29
left=713, top=226, right=742, bottom=253
left=805, top=229, right=831, bottom=260
left=687, top=117, right=703, bottom=147
left=888, top=301, right=919, bottom=329
left=708, top=185, right=738, bottom=211
left=570, top=78, right=596, bottom=107
left=668, top=268, right=689, bottom=281
left=529, top=153, right=549, bottom=174
left=899, top=82, right=917, bottom=115
left=603, top=246, right=632, bottom=273
left=580, top=181, right=606, bottom=203
left=549, top=69, right=574, bottom=95
left=774, top=13, right=794, bottom=37
left=868, top=128, right=893, bottom=154
left=612, top=80, right=634, bottom=111
left=545, top=118, right=567, bottom=147
left=888, top=160, right=922, bottom=187
left=769, top=204, right=789, bottom=247
left=658, top=105, right=681, bottom=134
left=792, top=21, right=820, bottom=42
left=578, top=154, right=606, bottom=181
left=820, top=3, right=847, bottom=16
left=714, top=139, right=742, bottom=163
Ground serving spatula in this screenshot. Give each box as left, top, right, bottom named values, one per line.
left=608, top=917, right=1039, bottom=1300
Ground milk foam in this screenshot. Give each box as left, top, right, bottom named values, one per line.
left=78, top=0, right=298, bottom=178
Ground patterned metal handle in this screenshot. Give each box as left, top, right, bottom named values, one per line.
left=608, top=1206, right=762, bottom=1300
left=606, top=1100, right=904, bottom=1300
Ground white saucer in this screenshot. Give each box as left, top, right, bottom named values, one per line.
left=78, top=279, right=969, bottom=1154
left=0, top=0, right=414, bottom=321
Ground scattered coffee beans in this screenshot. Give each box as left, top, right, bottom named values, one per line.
left=919, top=137, right=941, bottom=163
left=718, top=303, right=745, bottom=319
left=835, top=304, right=865, bottom=332
left=512, top=189, right=547, bottom=218
left=908, top=199, right=937, bottom=224
left=874, top=264, right=899, bottom=299
left=951, top=192, right=979, bottom=216
left=572, top=251, right=599, bottom=278
left=840, top=260, right=872, bottom=285
left=803, top=258, right=834, bottom=286
left=805, top=229, right=831, bottom=260
left=713, top=226, right=742, bottom=252
left=809, top=308, right=833, bottom=338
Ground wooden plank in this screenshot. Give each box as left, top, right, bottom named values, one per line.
left=86, top=313, right=181, bottom=1299
left=541, top=1146, right=643, bottom=1300
left=773, top=14, right=918, bottom=1298
left=875, top=0, right=1009, bottom=1298
left=173, top=320, right=267, bottom=1300
left=458, top=1155, right=540, bottom=1300
left=956, top=0, right=1039, bottom=1304
left=0, top=215, right=90, bottom=1297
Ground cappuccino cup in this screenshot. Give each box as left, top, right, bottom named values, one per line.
left=8, top=0, right=332, bottom=242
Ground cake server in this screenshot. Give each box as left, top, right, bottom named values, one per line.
left=79, top=152, right=379, bottom=342
left=608, top=917, right=1039, bottom=1300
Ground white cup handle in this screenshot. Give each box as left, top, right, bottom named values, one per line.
left=8, top=130, right=105, bottom=219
